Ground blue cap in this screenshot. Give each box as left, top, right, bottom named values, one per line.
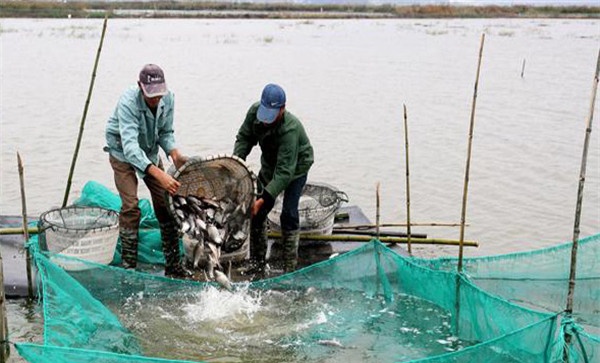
left=257, top=83, right=286, bottom=124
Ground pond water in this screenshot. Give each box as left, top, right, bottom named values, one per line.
left=113, top=285, right=472, bottom=362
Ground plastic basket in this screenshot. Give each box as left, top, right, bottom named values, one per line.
left=38, top=206, right=119, bottom=271
left=167, top=154, right=257, bottom=263
left=268, top=181, right=349, bottom=235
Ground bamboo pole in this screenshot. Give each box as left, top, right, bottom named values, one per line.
left=62, top=16, right=108, bottom=208
left=332, top=229, right=427, bottom=239
left=0, top=223, right=467, bottom=236
left=564, top=49, right=600, bottom=355
left=375, top=182, right=381, bottom=240
left=458, top=33, right=485, bottom=273
left=0, top=246, right=8, bottom=362
left=403, top=104, right=412, bottom=254
left=17, top=153, right=34, bottom=299
left=268, top=232, right=478, bottom=247
left=455, top=33, right=485, bottom=338
left=0, top=227, right=39, bottom=236
left=333, top=222, right=467, bottom=229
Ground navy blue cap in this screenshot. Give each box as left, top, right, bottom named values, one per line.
left=257, top=83, right=286, bottom=124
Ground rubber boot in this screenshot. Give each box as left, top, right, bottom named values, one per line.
left=269, top=238, right=284, bottom=268
left=248, top=220, right=268, bottom=276
left=120, top=228, right=138, bottom=269
left=160, top=220, right=186, bottom=278
left=282, top=229, right=300, bottom=273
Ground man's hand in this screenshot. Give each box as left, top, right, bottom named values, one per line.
left=170, top=149, right=188, bottom=170
left=251, top=198, right=264, bottom=217
left=147, top=165, right=181, bottom=195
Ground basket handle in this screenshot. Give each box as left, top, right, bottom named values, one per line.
left=335, top=191, right=349, bottom=203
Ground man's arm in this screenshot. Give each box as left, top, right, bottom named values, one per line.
left=118, top=101, right=153, bottom=174
left=233, top=105, right=259, bottom=160
left=146, top=164, right=181, bottom=195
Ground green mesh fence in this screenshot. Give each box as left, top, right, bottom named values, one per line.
left=413, top=234, right=600, bottom=329
left=13, top=181, right=598, bottom=362
left=14, top=235, right=599, bottom=362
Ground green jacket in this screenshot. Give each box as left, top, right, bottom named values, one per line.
left=233, top=102, right=314, bottom=198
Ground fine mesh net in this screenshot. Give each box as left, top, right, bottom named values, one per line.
left=16, top=227, right=599, bottom=363
left=412, top=234, right=600, bottom=330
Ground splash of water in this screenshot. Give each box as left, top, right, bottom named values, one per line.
left=182, top=284, right=263, bottom=322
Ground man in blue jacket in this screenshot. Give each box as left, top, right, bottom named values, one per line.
left=234, top=83, right=314, bottom=274
left=105, top=64, right=187, bottom=278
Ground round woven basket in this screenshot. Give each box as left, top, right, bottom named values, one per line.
left=167, top=154, right=257, bottom=256
left=38, top=206, right=119, bottom=270
left=268, top=182, right=348, bottom=235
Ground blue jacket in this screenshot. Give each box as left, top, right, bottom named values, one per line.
left=105, top=86, right=176, bottom=177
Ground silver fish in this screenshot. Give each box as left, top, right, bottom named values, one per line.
left=182, top=236, right=198, bottom=265
left=181, top=220, right=191, bottom=234
left=192, top=237, right=204, bottom=269
left=206, top=258, right=215, bottom=279
left=317, top=339, right=344, bottom=348
left=201, top=197, right=220, bottom=209
left=177, top=196, right=187, bottom=207
left=207, top=225, right=222, bottom=245
left=214, top=270, right=233, bottom=291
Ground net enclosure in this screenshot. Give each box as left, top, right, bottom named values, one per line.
left=14, top=226, right=600, bottom=362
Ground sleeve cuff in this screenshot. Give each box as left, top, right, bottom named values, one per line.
left=261, top=190, right=275, bottom=210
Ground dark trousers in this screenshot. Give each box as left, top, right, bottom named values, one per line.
left=252, top=174, right=307, bottom=232
left=109, top=155, right=180, bottom=270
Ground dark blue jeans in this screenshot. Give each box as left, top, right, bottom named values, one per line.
left=253, top=174, right=307, bottom=232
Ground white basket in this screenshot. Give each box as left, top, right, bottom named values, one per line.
left=39, top=206, right=119, bottom=271
left=268, top=182, right=348, bottom=235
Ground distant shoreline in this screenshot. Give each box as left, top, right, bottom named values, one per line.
left=1, top=1, right=599, bottom=19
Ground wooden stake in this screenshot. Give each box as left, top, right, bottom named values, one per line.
left=376, top=182, right=381, bottom=239
left=0, top=245, right=8, bottom=362
left=455, top=33, right=485, bottom=338
left=403, top=104, right=412, bottom=254
left=521, top=58, right=526, bottom=78
left=268, top=232, right=478, bottom=246
left=62, top=16, right=108, bottom=207
left=564, top=48, right=600, bottom=354
left=17, top=153, right=34, bottom=299
left=0, top=223, right=468, bottom=236
left=458, top=33, right=485, bottom=273
left=333, top=222, right=466, bottom=229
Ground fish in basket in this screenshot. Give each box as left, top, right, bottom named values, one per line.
left=167, top=154, right=256, bottom=285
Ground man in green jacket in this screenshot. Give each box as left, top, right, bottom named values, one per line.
left=105, top=64, right=188, bottom=278
left=234, top=83, right=314, bottom=273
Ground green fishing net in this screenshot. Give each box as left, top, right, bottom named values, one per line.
left=13, top=181, right=599, bottom=362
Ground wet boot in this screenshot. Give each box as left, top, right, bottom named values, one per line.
left=282, top=229, right=300, bottom=273
left=120, top=228, right=138, bottom=270
left=247, top=220, right=268, bottom=277
left=269, top=239, right=284, bottom=269
left=160, top=221, right=187, bottom=278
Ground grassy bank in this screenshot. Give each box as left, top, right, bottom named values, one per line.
left=1, top=1, right=599, bottom=19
